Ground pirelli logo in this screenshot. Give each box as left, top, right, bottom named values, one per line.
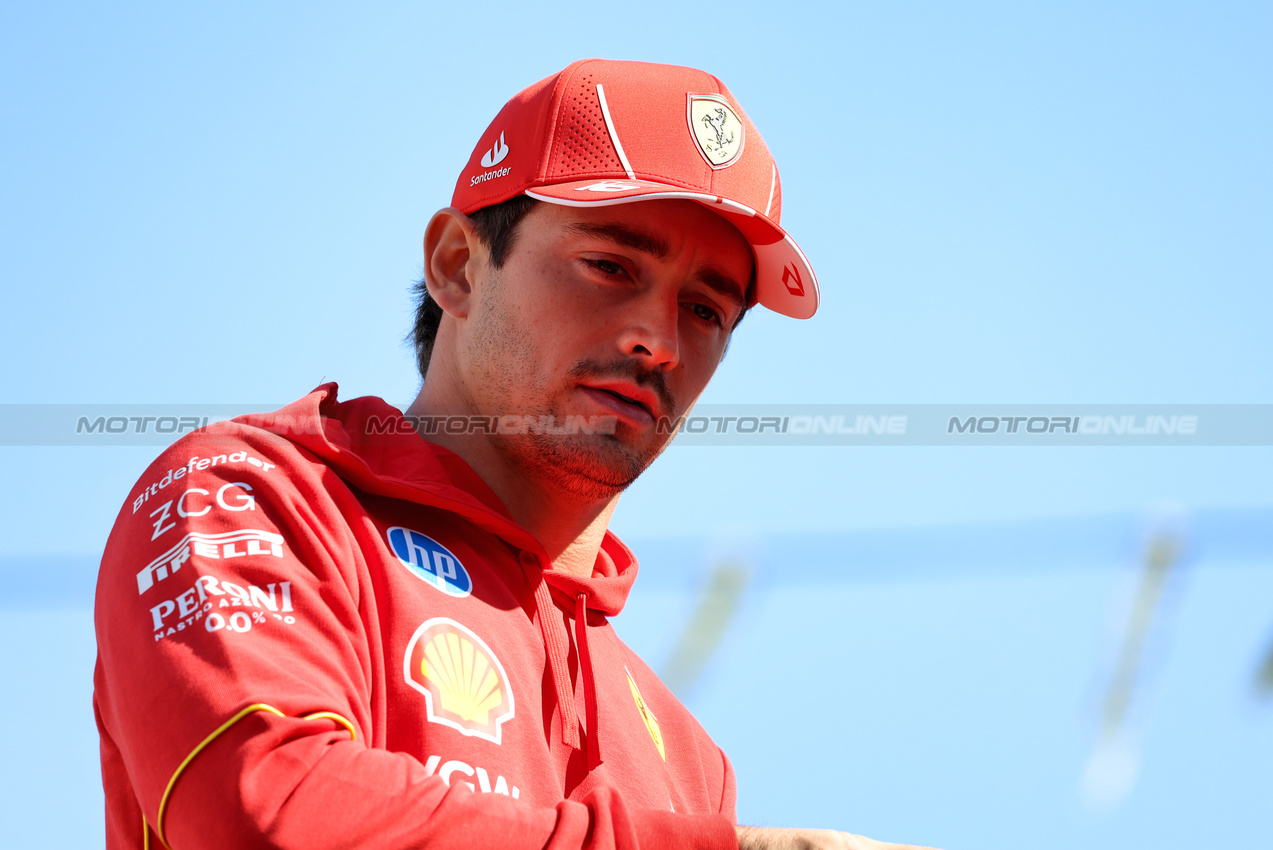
left=135, top=529, right=285, bottom=594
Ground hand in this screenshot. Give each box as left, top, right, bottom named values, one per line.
left=736, top=825, right=941, bottom=850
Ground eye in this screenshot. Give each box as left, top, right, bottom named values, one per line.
left=686, top=302, right=722, bottom=326
left=584, top=258, right=627, bottom=277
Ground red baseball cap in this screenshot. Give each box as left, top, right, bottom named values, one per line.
left=451, top=59, right=819, bottom=320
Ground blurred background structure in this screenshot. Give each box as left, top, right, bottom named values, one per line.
left=2, top=2, right=1270, bottom=847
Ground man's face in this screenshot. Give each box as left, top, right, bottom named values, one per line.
left=454, top=198, right=753, bottom=501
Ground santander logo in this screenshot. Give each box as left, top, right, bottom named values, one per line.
left=480, top=132, right=509, bottom=168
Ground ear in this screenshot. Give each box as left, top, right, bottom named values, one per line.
left=423, top=207, right=484, bottom=319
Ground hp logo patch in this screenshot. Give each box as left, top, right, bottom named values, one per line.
left=386, top=527, right=472, bottom=597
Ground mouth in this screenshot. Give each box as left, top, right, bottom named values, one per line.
left=579, top=383, right=659, bottom=423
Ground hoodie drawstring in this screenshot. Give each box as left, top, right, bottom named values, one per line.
left=575, top=592, right=603, bottom=769
left=533, top=579, right=580, bottom=750
left=525, top=557, right=604, bottom=767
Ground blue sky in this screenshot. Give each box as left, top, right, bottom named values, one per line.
left=2, top=2, right=1271, bottom=847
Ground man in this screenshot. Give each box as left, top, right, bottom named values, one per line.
left=94, top=59, right=928, bottom=850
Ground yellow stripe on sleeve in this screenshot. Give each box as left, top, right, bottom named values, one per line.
left=302, top=710, right=358, bottom=741
left=154, top=704, right=358, bottom=848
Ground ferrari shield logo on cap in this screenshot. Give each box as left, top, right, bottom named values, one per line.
left=688, top=95, right=744, bottom=168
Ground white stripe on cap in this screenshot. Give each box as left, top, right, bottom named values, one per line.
left=595, top=84, right=636, bottom=181
left=765, top=164, right=777, bottom=217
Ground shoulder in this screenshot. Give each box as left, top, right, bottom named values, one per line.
left=108, top=416, right=334, bottom=550
left=96, top=408, right=365, bottom=616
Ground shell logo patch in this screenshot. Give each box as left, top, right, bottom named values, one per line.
left=687, top=95, right=744, bottom=168
left=626, top=668, right=666, bottom=761
left=404, top=618, right=514, bottom=744
left=387, top=526, right=473, bottom=597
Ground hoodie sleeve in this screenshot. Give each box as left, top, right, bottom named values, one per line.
left=93, top=428, right=738, bottom=850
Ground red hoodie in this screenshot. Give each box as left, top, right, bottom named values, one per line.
left=93, top=385, right=738, bottom=850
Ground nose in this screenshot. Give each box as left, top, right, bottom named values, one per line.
left=617, top=295, right=680, bottom=371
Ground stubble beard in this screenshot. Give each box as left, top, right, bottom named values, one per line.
left=466, top=273, right=674, bottom=504
left=512, top=427, right=661, bottom=502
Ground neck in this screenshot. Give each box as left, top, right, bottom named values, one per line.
left=405, top=382, right=618, bottom=579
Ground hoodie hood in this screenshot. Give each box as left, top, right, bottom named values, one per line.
left=236, top=383, right=640, bottom=616
left=235, top=383, right=638, bottom=766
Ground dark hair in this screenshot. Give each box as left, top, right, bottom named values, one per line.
left=410, top=195, right=540, bottom=378
left=409, top=194, right=753, bottom=379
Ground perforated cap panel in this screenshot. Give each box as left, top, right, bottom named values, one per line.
left=546, top=71, right=626, bottom=179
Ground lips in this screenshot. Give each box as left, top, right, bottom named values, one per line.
left=579, top=383, right=659, bottom=422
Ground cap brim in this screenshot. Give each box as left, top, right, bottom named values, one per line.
left=526, top=179, right=819, bottom=320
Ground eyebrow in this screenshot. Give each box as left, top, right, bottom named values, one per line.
left=566, top=222, right=670, bottom=260
left=565, top=221, right=749, bottom=313
left=695, top=266, right=748, bottom=315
